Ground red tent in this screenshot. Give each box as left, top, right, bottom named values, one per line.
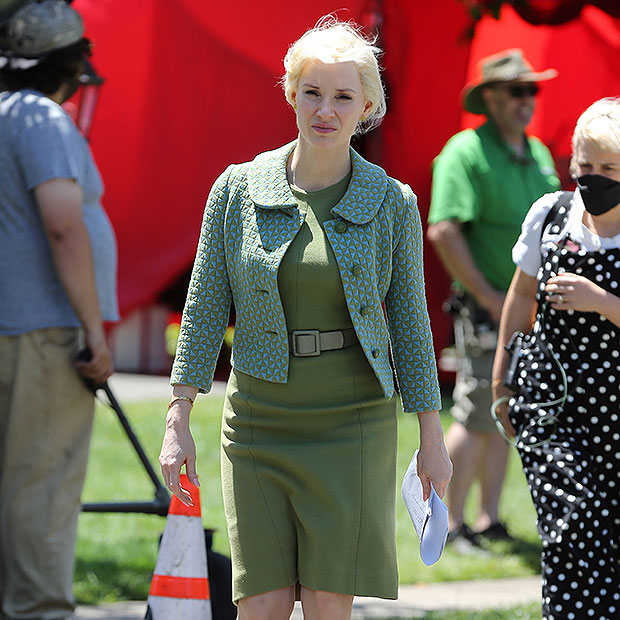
left=71, top=0, right=620, bottom=371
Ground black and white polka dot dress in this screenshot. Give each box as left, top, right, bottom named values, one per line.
left=510, top=204, right=620, bottom=620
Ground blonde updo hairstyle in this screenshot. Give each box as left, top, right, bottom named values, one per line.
left=282, top=16, right=386, bottom=135
left=571, top=97, right=620, bottom=177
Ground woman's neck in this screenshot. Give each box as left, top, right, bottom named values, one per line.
left=287, top=139, right=351, bottom=192
left=582, top=204, right=620, bottom=238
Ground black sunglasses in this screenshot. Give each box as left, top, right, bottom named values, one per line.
left=505, top=84, right=540, bottom=98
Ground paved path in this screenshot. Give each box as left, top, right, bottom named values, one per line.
left=107, top=372, right=227, bottom=403
left=87, top=375, right=541, bottom=618
left=73, top=576, right=540, bottom=618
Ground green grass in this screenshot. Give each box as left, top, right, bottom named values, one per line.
left=395, top=410, right=541, bottom=584
left=75, top=395, right=228, bottom=604
left=75, top=394, right=542, bottom=606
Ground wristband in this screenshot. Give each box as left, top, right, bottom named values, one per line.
left=168, top=395, right=194, bottom=409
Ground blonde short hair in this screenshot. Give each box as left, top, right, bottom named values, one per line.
left=571, top=97, right=620, bottom=176
left=282, top=16, right=386, bottom=135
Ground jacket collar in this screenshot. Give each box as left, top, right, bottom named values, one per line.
left=247, top=140, right=388, bottom=225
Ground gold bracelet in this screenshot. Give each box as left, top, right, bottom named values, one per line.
left=491, top=378, right=503, bottom=388
left=168, top=395, right=194, bottom=409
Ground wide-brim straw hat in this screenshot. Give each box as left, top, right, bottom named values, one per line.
left=462, top=48, right=558, bottom=115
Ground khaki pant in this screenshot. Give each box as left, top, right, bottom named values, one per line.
left=0, top=328, right=94, bottom=620
left=451, top=348, right=496, bottom=433
left=450, top=312, right=497, bottom=434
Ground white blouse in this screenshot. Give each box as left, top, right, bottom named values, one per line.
left=512, top=188, right=620, bottom=276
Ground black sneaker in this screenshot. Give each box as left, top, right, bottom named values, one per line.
left=446, top=524, right=484, bottom=553
left=476, top=521, right=515, bottom=542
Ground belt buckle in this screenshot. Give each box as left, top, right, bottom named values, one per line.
left=291, top=330, right=321, bottom=356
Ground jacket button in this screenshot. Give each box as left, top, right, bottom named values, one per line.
left=371, top=349, right=379, bottom=358
left=335, top=221, right=347, bottom=233
left=360, top=305, right=371, bottom=317
left=352, top=265, right=362, bottom=277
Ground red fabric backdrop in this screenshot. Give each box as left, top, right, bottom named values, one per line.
left=72, top=0, right=367, bottom=314
left=499, top=0, right=620, bottom=25
left=70, top=1, right=620, bottom=354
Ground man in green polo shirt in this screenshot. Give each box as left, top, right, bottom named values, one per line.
left=427, top=48, right=560, bottom=550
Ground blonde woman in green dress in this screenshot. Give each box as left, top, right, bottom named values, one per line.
left=160, top=17, right=452, bottom=620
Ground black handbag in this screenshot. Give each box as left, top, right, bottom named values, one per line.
left=502, top=330, right=524, bottom=391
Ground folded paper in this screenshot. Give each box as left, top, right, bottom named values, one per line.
left=401, top=450, right=449, bottom=566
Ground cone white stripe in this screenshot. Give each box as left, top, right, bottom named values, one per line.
left=153, top=515, right=207, bottom=578
left=148, top=596, right=211, bottom=616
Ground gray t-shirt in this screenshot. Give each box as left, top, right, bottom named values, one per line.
left=0, top=89, right=118, bottom=335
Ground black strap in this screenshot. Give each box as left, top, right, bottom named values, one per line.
left=540, top=190, right=573, bottom=242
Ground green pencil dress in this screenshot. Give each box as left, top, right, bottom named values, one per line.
left=221, top=172, right=399, bottom=603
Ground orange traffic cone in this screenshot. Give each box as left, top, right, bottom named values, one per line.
left=147, top=474, right=212, bottom=619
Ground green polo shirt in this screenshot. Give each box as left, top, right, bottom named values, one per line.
left=428, top=120, right=559, bottom=292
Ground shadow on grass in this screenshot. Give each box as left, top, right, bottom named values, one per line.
left=74, top=556, right=152, bottom=604
left=481, top=536, right=542, bottom=575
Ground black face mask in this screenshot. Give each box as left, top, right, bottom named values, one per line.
left=577, top=173, right=620, bottom=216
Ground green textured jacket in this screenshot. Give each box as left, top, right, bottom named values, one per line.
left=171, top=141, right=441, bottom=414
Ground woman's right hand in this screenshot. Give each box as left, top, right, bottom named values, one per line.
left=491, top=384, right=517, bottom=439
left=491, top=267, right=538, bottom=442
left=159, top=403, right=198, bottom=506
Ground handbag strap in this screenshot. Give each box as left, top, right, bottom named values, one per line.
left=540, top=190, right=573, bottom=242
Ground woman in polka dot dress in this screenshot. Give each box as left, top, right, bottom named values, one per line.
left=492, top=97, right=620, bottom=620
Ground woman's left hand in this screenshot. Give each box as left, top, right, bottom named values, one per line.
left=546, top=273, right=606, bottom=313
left=416, top=411, right=453, bottom=501
left=159, top=404, right=198, bottom=506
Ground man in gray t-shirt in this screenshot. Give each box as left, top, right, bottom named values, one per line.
left=0, top=3, right=118, bottom=618
left=0, top=89, right=118, bottom=334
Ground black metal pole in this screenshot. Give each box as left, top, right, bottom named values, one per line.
left=81, top=381, right=170, bottom=515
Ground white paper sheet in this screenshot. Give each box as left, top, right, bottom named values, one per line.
left=401, top=449, right=449, bottom=566
left=401, top=449, right=429, bottom=540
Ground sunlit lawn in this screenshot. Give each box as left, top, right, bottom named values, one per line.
left=75, top=392, right=541, bottom=606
